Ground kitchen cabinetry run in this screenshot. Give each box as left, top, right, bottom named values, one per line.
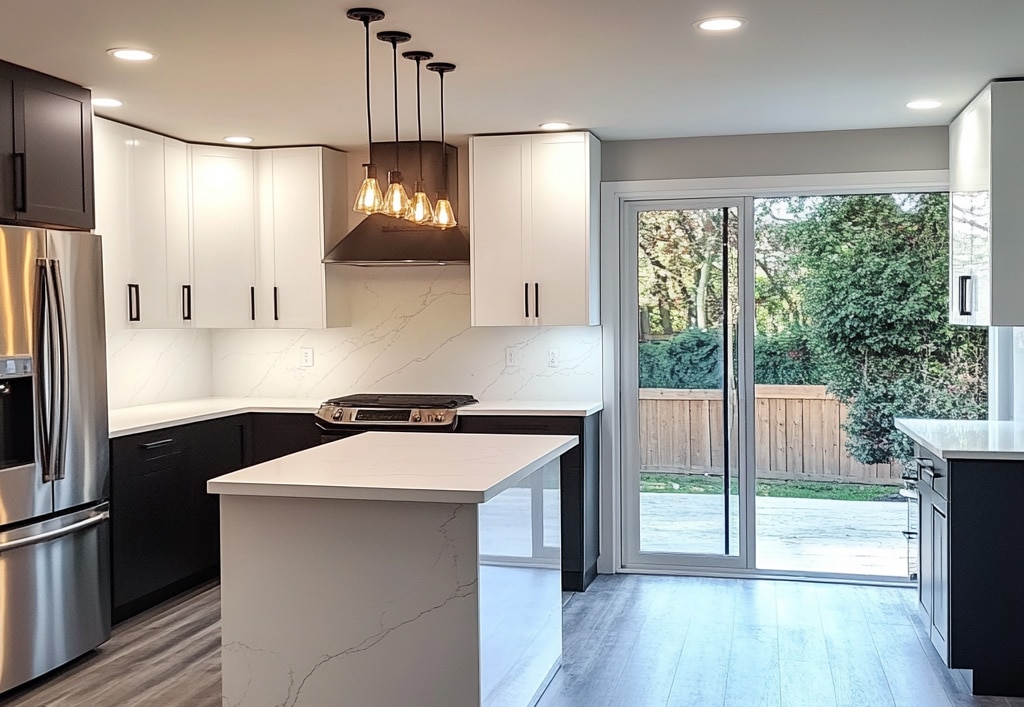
left=459, top=412, right=600, bottom=591
left=912, top=446, right=1024, bottom=696
left=470, top=131, right=600, bottom=327
left=948, top=79, right=1024, bottom=326
left=109, top=412, right=322, bottom=622
left=0, top=59, right=93, bottom=230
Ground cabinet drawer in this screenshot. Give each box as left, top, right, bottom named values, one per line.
left=913, top=447, right=949, bottom=501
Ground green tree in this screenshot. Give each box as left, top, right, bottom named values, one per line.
left=775, top=193, right=987, bottom=463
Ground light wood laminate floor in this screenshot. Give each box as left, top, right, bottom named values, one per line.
left=4, top=575, right=1022, bottom=706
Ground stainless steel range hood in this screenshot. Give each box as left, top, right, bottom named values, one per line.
left=324, top=140, right=469, bottom=266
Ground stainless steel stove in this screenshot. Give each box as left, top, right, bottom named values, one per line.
left=314, top=393, right=479, bottom=434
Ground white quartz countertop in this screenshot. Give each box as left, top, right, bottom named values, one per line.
left=895, top=418, right=1024, bottom=460
left=108, top=396, right=602, bottom=437
left=207, top=430, right=578, bottom=503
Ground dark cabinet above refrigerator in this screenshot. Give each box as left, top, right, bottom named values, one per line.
left=0, top=59, right=94, bottom=231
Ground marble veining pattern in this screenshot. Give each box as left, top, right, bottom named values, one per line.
left=220, top=497, right=481, bottom=706
left=106, top=328, right=212, bottom=409
left=210, top=267, right=602, bottom=401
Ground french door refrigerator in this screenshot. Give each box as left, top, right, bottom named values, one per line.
left=0, top=226, right=110, bottom=694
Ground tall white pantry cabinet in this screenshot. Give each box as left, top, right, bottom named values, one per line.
left=92, top=117, right=349, bottom=330
left=469, top=131, right=600, bottom=327
left=948, top=79, right=1024, bottom=326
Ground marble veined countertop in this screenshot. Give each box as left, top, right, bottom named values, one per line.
left=207, top=430, right=577, bottom=503
left=109, top=396, right=603, bottom=438
left=895, top=418, right=1024, bottom=460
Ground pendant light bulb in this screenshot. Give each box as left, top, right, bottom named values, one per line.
left=348, top=8, right=386, bottom=215
left=382, top=170, right=411, bottom=217
left=354, top=163, right=384, bottom=214
left=433, top=196, right=457, bottom=229
left=407, top=182, right=435, bottom=224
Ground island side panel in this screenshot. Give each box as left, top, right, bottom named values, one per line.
left=478, top=457, right=562, bottom=706
left=219, top=495, right=480, bottom=707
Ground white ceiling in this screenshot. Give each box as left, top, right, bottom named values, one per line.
left=1, top=0, right=1023, bottom=151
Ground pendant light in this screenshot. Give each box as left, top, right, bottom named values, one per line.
left=377, top=30, right=412, bottom=218
left=402, top=49, right=435, bottom=225
left=426, top=61, right=457, bottom=229
left=348, top=8, right=385, bottom=215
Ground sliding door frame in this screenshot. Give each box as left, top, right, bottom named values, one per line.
left=599, top=170, right=948, bottom=579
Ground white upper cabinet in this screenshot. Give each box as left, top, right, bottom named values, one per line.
left=92, top=118, right=192, bottom=329
left=470, top=131, right=600, bottom=327
left=949, top=79, right=1024, bottom=326
left=189, top=145, right=257, bottom=328
left=255, top=147, right=349, bottom=329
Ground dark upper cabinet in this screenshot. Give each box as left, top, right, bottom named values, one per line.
left=0, top=59, right=94, bottom=230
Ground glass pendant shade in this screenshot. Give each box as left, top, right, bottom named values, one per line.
left=382, top=170, right=411, bottom=217
left=406, top=183, right=435, bottom=224
left=432, top=195, right=457, bottom=229
left=353, top=163, right=384, bottom=214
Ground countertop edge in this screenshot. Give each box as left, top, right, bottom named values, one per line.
left=110, top=398, right=603, bottom=437
left=895, top=418, right=1024, bottom=461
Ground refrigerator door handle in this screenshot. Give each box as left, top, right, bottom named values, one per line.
left=48, top=259, right=70, bottom=481
left=33, top=258, right=52, bottom=483
left=0, top=510, right=108, bottom=553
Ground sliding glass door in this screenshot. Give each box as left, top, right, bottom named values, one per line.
left=621, top=198, right=753, bottom=571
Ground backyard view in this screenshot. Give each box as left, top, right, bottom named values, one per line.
left=636, top=193, right=988, bottom=577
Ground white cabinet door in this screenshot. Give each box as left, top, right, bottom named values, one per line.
left=126, top=127, right=174, bottom=328
left=164, top=138, right=193, bottom=326
left=190, top=145, right=256, bottom=328
left=470, top=136, right=530, bottom=326
left=529, top=133, right=598, bottom=326
left=470, top=132, right=599, bottom=327
left=92, top=118, right=130, bottom=332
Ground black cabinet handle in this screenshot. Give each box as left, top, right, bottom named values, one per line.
left=139, top=438, right=173, bottom=450
left=273, top=286, right=279, bottom=321
left=524, top=282, right=529, bottom=318
left=127, top=283, right=140, bottom=322
left=182, top=285, right=192, bottom=321
left=250, top=286, right=255, bottom=321
left=13, top=152, right=26, bottom=212
left=958, top=275, right=972, bottom=316
left=916, top=457, right=942, bottom=479
left=534, top=282, right=539, bottom=318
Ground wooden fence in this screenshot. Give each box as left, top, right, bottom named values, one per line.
left=639, top=386, right=901, bottom=484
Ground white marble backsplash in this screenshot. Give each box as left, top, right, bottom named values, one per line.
left=106, top=328, right=213, bottom=409
left=210, top=266, right=602, bottom=401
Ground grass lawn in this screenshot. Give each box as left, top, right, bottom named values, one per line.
left=640, top=471, right=902, bottom=502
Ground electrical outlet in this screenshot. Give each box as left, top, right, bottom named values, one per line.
left=505, top=346, right=517, bottom=368
left=547, top=348, right=559, bottom=367
left=300, top=347, right=314, bottom=368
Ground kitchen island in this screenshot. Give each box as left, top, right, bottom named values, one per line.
left=895, top=418, right=1024, bottom=697
left=208, top=431, right=576, bottom=707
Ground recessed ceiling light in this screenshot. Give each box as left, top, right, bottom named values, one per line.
left=107, top=48, right=155, bottom=61
left=696, top=17, right=746, bottom=31
left=906, top=99, right=942, bottom=110
left=91, top=97, right=123, bottom=108
left=540, top=122, right=570, bottom=131
left=223, top=136, right=253, bottom=144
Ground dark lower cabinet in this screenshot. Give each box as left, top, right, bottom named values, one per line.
left=110, top=415, right=250, bottom=623
left=458, top=413, right=600, bottom=591
left=914, top=446, right=1024, bottom=697
left=0, top=59, right=93, bottom=230
left=250, top=412, right=322, bottom=464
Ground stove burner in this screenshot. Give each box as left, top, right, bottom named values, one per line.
left=315, top=393, right=479, bottom=433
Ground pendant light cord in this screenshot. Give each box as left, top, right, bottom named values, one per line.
left=415, top=59, right=424, bottom=182
left=362, top=18, right=373, bottom=154
left=391, top=41, right=400, bottom=172
left=439, top=71, right=447, bottom=195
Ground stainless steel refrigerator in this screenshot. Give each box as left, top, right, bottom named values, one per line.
left=0, top=226, right=110, bottom=693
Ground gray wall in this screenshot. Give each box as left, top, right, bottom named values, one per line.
left=602, top=126, right=949, bottom=182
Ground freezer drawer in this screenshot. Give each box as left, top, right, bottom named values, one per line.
left=0, top=503, right=110, bottom=693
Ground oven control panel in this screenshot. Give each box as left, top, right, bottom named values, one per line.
left=315, top=405, right=457, bottom=427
